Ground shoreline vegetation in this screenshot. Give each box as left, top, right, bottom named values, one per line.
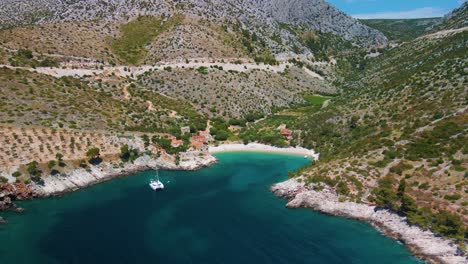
left=0, top=143, right=465, bottom=263
left=271, top=178, right=467, bottom=264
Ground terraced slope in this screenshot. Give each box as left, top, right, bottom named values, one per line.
left=0, top=68, right=206, bottom=132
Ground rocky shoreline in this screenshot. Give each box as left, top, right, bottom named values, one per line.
left=270, top=178, right=467, bottom=264
left=0, top=151, right=217, bottom=213
left=35, top=152, right=217, bottom=197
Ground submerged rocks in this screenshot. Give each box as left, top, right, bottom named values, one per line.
left=0, top=216, right=6, bottom=224
left=271, top=178, right=467, bottom=264
left=14, top=207, right=25, bottom=213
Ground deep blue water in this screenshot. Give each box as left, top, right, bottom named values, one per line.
left=0, top=152, right=421, bottom=264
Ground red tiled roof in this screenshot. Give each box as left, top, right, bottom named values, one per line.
left=280, top=129, right=292, bottom=136
left=191, top=135, right=206, bottom=143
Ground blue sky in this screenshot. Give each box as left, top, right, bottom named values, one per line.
left=327, top=0, right=467, bottom=19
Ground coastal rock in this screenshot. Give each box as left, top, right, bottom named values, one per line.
left=0, top=183, right=35, bottom=210
left=271, top=178, right=467, bottom=264
left=32, top=152, right=217, bottom=197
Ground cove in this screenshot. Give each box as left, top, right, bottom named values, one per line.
left=0, top=152, right=422, bottom=264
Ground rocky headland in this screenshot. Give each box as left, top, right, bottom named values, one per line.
left=271, top=178, right=467, bottom=264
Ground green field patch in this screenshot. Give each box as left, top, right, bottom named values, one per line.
left=111, top=15, right=184, bottom=64
left=303, top=94, right=331, bottom=105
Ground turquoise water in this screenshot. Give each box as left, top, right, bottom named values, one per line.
left=0, top=152, right=421, bottom=264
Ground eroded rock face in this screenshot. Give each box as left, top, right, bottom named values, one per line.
left=0, top=183, right=36, bottom=210
left=256, top=0, right=387, bottom=46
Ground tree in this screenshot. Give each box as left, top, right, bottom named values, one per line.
left=141, top=135, right=150, bottom=148
left=120, top=145, right=139, bottom=162
left=397, top=179, right=406, bottom=199
left=56, top=153, right=64, bottom=166
left=86, top=148, right=100, bottom=159
left=12, top=171, right=22, bottom=177
left=56, top=153, right=63, bottom=161
left=432, top=211, right=464, bottom=239
left=26, top=161, right=41, bottom=177
left=371, top=187, right=398, bottom=211
left=86, top=147, right=101, bottom=164
left=47, top=160, right=56, bottom=170
left=214, top=130, right=229, bottom=141
left=399, top=195, right=417, bottom=217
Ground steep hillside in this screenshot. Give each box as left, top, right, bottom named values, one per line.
left=252, top=12, right=468, bottom=240
left=0, top=67, right=207, bottom=132
left=0, top=0, right=387, bottom=59
left=431, top=2, right=468, bottom=32
left=361, top=18, right=440, bottom=42
left=138, top=65, right=333, bottom=117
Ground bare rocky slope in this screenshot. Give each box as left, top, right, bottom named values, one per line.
left=0, top=0, right=387, bottom=51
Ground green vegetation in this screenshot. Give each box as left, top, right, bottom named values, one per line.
left=360, top=18, right=440, bottom=41
left=152, top=136, right=188, bottom=155
left=8, top=48, right=58, bottom=67
left=86, top=147, right=101, bottom=163
left=47, top=160, right=56, bottom=169
left=370, top=175, right=466, bottom=241
left=303, top=94, right=330, bottom=106
left=246, top=16, right=467, bottom=241
left=119, top=145, right=140, bottom=163
left=26, top=160, right=40, bottom=177
left=299, top=31, right=354, bottom=61
left=111, top=15, right=184, bottom=64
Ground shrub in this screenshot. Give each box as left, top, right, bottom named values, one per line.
left=444, top=193, right=462, bottom=201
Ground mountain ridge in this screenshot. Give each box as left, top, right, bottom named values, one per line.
left=0, top=0, right=387, bottom=50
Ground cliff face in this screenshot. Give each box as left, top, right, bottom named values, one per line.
left=256, top=0, right=387, bottom=46
left=0, top=0, right=387, bottom=47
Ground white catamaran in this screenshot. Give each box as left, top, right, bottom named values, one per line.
left=149, top=168, right=164, bottom=191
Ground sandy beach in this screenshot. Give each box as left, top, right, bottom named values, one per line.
left=209, top=143, right=320, bottom=160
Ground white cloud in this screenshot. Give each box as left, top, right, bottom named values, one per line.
left=352, top=7, right=448, bottom=19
